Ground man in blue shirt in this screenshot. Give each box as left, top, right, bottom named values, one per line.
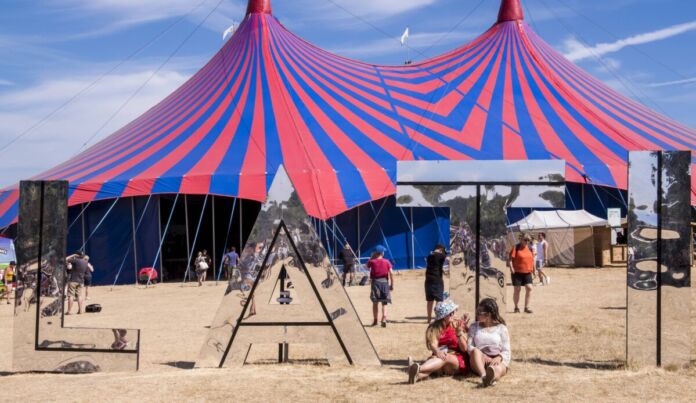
left=223, top=247, right=240, bottom=281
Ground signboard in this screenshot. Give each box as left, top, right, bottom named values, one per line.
left=607, top=208, right=621, bottom=228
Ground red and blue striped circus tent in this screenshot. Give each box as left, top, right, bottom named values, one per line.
left=0, top=0, right=694, bottom=282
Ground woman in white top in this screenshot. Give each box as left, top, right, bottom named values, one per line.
left=467, top=298, right=511, bottom=387
left=536, top=233, right=550, bottom=285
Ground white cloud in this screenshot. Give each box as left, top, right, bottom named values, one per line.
left=324, top=0, right=437, bottom=16
left=647, top=77, right=696, bottom=88
left=563, top=20, right=696, bottom=62
left=44, top=0, right=246, bottom=36
left=0, top=79, right=13, bottom=86
left=0, top=65, right=193, bottom=188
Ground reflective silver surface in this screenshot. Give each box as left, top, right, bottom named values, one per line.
left=626, top=151, right=691, bottom=368
left=13, top=181, right=139, bottom=373
left=396, top=160, right=566, bottom=183
left=396, top=176, right=565, bottom=314
left=197, top=166, right=380, bottom=368
left=657, top=151, right=691, bottom=368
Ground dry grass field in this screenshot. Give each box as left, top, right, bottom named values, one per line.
left=0, top=267, right=694, bottom=402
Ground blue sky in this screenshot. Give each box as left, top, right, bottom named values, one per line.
left=1, top=0, right=696, bottom=187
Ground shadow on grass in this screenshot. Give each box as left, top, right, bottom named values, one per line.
left=524, top=357, right=624, bottom=370
left=161, top=361, right=195, bottom=369
left=600, top=306, right=626, bottom=310
left=381, top=358, right=409, bottom=367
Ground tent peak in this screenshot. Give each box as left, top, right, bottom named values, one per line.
left=497, top=0, right=524, bottom=23
left=246, top=0, right=272, bottom=15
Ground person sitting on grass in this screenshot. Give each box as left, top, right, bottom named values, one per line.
left=407, top=300, right=470, bottom=384
left=467, top=298, right=511, bottom=387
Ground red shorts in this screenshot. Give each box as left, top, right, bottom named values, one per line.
left=452, top=352, right=470, bottom=375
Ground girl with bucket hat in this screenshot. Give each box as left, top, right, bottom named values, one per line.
left=407, top=300, right=470, bottom=383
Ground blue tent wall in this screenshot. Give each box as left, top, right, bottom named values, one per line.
left=58, top=183, right=627, bottom=284
left=328, top=197, right=449, bottom=270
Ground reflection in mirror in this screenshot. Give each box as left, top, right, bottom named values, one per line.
left=627, top=150, right=692, bottom=368
left=13, top=181, right=140, bottom=373
left=396, top=176, right=565, bottom=316
left=197, top=166, right=380, bottom=368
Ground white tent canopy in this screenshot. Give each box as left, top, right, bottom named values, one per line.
left=509, top=210, right=607, bottom=231
left=508, top=210, right=607, bottom=267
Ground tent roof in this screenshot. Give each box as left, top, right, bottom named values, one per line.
left=509, top=209, right=608, bottom=230
left=1, top=0, right=695, bottom=227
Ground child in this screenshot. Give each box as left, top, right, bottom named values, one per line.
left=367, top=248, right=394, bottom=327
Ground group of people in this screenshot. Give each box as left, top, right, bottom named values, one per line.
left=65, top=251, right=95, bottom=315
left=359, top=231, right=556, bottom=386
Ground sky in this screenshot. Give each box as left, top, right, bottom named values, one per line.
left=1, top=0, right=696, bottom=188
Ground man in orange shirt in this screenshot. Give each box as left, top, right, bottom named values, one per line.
left=509, top=234, right=534, bottom=314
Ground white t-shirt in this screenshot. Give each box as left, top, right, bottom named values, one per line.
left=467, top=322, right=511, bottom=366
left=537, top=239, right=547, bottom=262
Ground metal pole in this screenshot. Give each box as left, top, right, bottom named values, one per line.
left=410, top=207, right=415, bottom=270
left=157, top=195, right=163, bottom=274
left=357, top=207, right=361, bottom=263
left=184, top=195, right=191, bottom=283
left=131, top=198, right=138, bottom=285
left=239, top=200, right=243, bottom=251
left=212, top=196, right=217, bottom=285
left=81, top=204, right=86, bottom=252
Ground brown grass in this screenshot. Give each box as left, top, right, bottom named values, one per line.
left=0, top=267, right=694, bottom=402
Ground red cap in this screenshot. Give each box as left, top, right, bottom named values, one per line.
left=497, top=0, right=524, bottom=23
left=247, top=0, right=272, bottom=15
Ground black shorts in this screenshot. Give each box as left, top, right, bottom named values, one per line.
left=84, top=276, right=92, bottom=287
left=370, top=278, right=391, bottom=304
left=424, top=278, right=444, bottom=302
left=512, top=272, right=533, bottom=286
left=344, top=264, right=355, bottom=274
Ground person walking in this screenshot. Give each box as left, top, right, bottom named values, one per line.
left=65, top=252, right=89, bottom=314
left=425, top=244, right=447, bottom=323
left=467, top=298, right=511, bottom=387
left=536, top=233, right=550, bottom=285
left=407, top=300, right=470, bottom=383
left=367, top=249, right=394, bottom=327
left=509, top=233, right=534, bottom=313
left=339, top=244, right=356, bottom=286
left=223, top=247, right=239, bottom=281
left=194, top=250, right=211, bottom=286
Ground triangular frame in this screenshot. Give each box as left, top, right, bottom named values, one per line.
left=197, top=166, right=380, bottom=367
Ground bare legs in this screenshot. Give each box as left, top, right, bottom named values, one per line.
left=408, top=354, right=460, bottom=383
left=427, top=300, right=435, bottom=323
left=469, top=348, right=507, bottom=385
left=66, top=284, right=85, bottom=315
left=372, top=302, right=387, bottom=326
left=513, top=285, right=533, bottom=312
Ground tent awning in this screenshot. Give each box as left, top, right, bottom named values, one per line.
left=508, top=210, right=608, bottom=231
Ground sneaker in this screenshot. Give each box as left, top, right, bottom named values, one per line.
left=546, top=276, right=551, bottom=285
left=482, top=366, right=495, bottom=387
left=408, top=363, right=420, bottom=384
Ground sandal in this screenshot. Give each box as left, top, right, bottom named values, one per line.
left=408, top=362, right=420, bottom=384
left=513, top=308, right=520, bottom=313
left=482, top=366, right=496, bottom=387
left=524, top=308, right=533, bottom=314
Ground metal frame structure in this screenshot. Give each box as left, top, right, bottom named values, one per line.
left=395, top=160, right=566, bottom=314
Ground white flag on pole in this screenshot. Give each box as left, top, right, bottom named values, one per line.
left=222, top=23, right=237, bottom=41
left=400, top=27, right=410, bottom=46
